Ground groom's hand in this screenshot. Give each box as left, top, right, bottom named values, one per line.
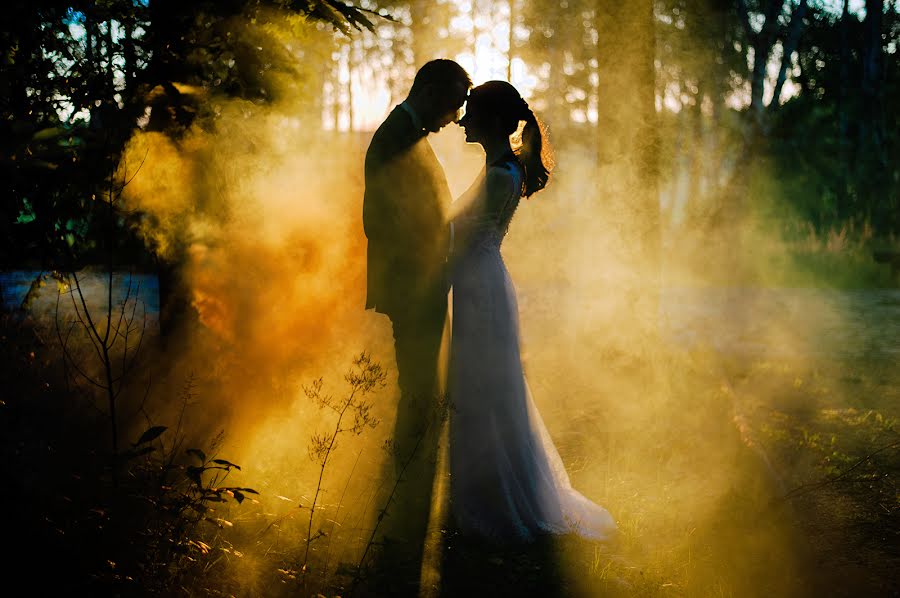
left=449, top=221, right=455, bottom=257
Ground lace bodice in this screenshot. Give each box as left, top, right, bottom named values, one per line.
left=452, top=159, right=525, bottom=254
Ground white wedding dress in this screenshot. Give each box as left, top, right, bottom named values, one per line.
left=448, top=157, right=617, bottom=542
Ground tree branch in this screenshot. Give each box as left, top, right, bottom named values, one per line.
left=759, top=0, right=785, bottom=46
left=774, top=439, right=900, bottom=505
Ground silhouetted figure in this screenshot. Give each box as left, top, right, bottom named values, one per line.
left=362, top=59, right=470, bottom=587
left=447, top=81, right=617, bottom=542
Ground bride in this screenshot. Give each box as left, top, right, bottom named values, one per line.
left=447, top=80, right=617, bottom=543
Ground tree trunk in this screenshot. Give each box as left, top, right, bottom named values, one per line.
left=738, top=0, right=784, bottom=125
left=122, top=14, right=136, bottom=105
left=749, top=37, right=769, bottom=118
left=105, top=17, right=116, bottom=103
left=837, top=0, right=850, bottom=222
left=346, top=41, right=355, bottom=132
left=861, top=0, right=883, bottom=117
left=771, top=0, right=808, bottom=110
left=594, top=0, right=660, bottom=340
left=689, top=81, right=705, bottom=207
left=144, top=0, right=199, bottom=340
left=86, top=2, right=98, bottom=125
left=410, top=0, right=427, bottom=68
left=332, top=45, right=341, bottom=131
left=860, top=0, right=888, bottom=230
left=545, top=7, right=566, bottom=129
left=507, top=0, right=515, bottom=81
left=85, top=5, right=94, bottom=70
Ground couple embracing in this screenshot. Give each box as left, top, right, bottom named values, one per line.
left=363, top=59, right=616, bottom=574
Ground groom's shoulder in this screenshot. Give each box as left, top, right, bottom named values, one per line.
left=367, top=107, right=415, bottom=164
left=371, top=108, right=407, bottom=144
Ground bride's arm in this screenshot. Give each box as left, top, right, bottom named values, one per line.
left=448, top=169, right=486, bottom=254
left=448, top=169, right=485, bottom=221
left=483, top=164, right=519, bottom=222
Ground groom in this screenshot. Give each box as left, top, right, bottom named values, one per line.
left=363, top=59, right=470, bottom=574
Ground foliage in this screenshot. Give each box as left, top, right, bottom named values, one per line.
left=768, top=3, right=900, bottom=234
left=0, top=0, right=385, bottom=273
left=112, top=424, right=260, bottom=595
left=3, top=0, right=897, bottom=279
left=299, top=352, right=384, bottom=583
left=0, top=312, right=259, bottom=594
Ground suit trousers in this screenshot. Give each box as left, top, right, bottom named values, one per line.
left=382, top=285, right=447, bottom=571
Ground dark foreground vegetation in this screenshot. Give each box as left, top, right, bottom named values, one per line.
left=3, top=301, right=897, bottom=596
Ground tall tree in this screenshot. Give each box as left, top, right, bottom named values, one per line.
left=131, top=0, right=382, bottom=337
left=859, top=0, right=889, bottom=228
left=0, top=0, right=384, bottom=324
left=595, top=0, right=660, bottom=336
left=521, top=0, right=595, bottom=129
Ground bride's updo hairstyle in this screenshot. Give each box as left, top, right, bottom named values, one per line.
left=467, top=80, right=552, bottom=197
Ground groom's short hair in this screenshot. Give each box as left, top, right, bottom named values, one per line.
left=410, top=59, right=472, bottom=95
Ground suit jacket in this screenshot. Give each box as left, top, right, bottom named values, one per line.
left=363, top=106, right=452, bottom=316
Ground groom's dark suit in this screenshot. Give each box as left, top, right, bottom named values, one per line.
left=363, top=104, right=451, bottom=571
left=364, top=105, right=451, bottom=317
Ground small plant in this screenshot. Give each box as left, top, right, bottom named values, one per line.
left=125, top=420, right=259, bottom=594
left=350, top=392, right=451, bottom=593
left=54, top=269, right=147, bottom=468
left=300, top=351, right=385, bottom=576
left=46, top=156, right=150, bottom=473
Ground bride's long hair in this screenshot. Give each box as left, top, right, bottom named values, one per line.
left=469, top=81, right=553, bottom=197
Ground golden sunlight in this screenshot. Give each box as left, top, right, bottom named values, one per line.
left=10, top=1, right=896, bottom=597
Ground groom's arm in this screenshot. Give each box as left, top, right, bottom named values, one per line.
left=363, top=151, right=408, bottom=245
left=365, top=135, right=449, bottom=273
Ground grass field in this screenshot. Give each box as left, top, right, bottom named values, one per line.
left=2, top=262, right=897, bottom=596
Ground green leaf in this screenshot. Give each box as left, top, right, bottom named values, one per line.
left=186, top=448, right=206, bottom=463
left=135, top=425, right=167, bottom=445
left=211, top=459, right=241, bottom=470
left=32, top=127, right=66, bottom=142
left=233, top=490, right=245, bottom=504
left=15, top=211, right=36, bottom=225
